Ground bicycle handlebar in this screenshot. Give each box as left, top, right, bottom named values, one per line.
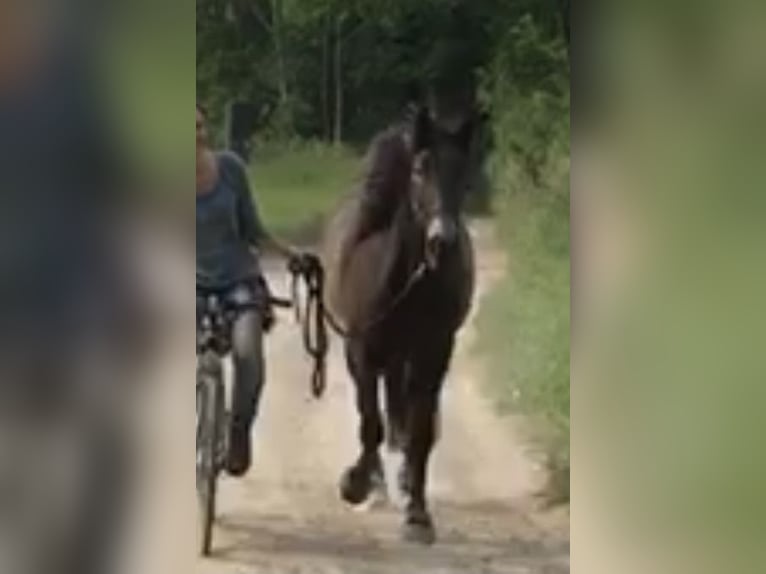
left=269, top=296, right=293, bottom=309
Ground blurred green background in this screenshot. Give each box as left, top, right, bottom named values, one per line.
left=108, top=0, right=195, bottom=188
left=577, top=1, right=766, bottom=572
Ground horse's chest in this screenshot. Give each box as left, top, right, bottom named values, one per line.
left=399, top=244, right=475, bottom=335
left=421, top=278, right=469, bottom=317
left=392, top=274, right=472, bottom=338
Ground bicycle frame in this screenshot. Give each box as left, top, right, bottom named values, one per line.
left=195, top=289, right=292, bottom=557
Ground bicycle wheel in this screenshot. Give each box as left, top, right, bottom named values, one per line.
left=196, top=366, right=224, bottom=557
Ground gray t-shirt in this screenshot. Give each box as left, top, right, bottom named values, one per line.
left=196, top=152, right=266, bottom=289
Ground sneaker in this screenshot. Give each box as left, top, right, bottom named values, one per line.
left=226, top=420, right=252, bottom=477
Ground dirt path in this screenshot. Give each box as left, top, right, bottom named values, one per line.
left=195, top=221, right=569, bottom=574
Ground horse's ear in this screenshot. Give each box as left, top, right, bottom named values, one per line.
left=412, top=106, right=433, bottom=152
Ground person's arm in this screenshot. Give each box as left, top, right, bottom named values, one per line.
left=231, top=154, right=299, bottom=261
left=259, top=231, right=298, bottom=261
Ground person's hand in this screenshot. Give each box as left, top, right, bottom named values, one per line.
left=287, top=251, right=321, bottom=276
left=287, top=251, right=304, bottom=275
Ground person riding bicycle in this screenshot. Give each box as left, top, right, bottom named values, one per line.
left=196, top=103, right=306, bottom=477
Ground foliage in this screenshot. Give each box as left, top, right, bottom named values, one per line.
left=481, top=14, right=570, bottom=189
left=477, top=8, right=571, bottom=500
left=196, top=0, right=534, bottom=142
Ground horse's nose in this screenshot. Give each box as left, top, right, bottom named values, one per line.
left=427, top=216, right=457, bottom=245
left=425, top=217, right=457, bottom=269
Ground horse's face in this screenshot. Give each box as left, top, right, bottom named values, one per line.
left=410, top=111, right=474, bottom=270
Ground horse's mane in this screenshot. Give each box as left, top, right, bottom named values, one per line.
left=349, top=123, right=414, bottom=242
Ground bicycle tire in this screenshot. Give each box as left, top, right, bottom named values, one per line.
left=196, top=366, right=223, bottom=557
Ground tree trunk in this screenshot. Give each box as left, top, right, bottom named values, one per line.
left=333, top=15, right=343, bottom=146
left=321, top=15, right=330, bottom=141
left=271, top=0, right=289, bottom=106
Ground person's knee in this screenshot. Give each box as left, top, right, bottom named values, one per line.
left=233, top=312, right=264, bottom=354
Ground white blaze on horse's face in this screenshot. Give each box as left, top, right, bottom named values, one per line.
left=427, top=214, right=457, bottom=245
left=411, top=150, right=460, bottom=270
left=425, top=215, right=457, bottom=270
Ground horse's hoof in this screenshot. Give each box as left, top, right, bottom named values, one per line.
left=402, top=512, right=436, bottom=545
left=368, top=468, right=389, bottom=508
left=340, top=466, right=372, bottom=506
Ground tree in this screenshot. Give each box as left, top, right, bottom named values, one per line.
left=197, top=0, right=569, bottom=145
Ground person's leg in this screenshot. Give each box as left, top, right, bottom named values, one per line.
left=226, top=305, right=265, bottom=477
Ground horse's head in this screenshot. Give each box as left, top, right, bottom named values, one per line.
left=409, top=107, right=475, bottom=270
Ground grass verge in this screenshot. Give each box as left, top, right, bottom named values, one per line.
left=249, top=143, right=360, bottom=241
left=477, top=186, right=570, bottom=503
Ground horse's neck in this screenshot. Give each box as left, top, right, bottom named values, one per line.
left=379, top=200, right=423, bottom=290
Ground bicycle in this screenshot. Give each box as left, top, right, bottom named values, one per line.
left=196, top=287, right=291, bottom=557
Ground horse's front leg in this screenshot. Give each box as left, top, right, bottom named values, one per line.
left=340, top=339, right=385, bottom=505
left=384, top=357, right=408, bottom=452
left=402, top=335, right=454, bottom=545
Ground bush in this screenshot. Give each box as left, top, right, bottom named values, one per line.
left=478, top=13, right=570, bottom=501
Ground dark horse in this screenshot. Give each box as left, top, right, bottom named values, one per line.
left=322, top=105, right=476, bottom=544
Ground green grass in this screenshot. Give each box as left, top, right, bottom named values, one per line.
left=249, top=143, right=360, bottom=240
left=477, top=183, right=571, bottom=502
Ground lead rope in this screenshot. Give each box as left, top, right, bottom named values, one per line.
left=292, top=257, right=428, bottom=400
left=292, top=262, right=329, bottom=399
